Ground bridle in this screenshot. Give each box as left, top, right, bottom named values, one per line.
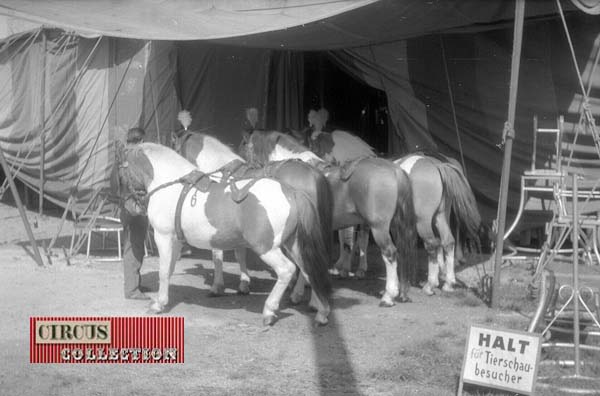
left=171, top=128, right=190, bottom=154
left=115, top=145, right=149, bottom=215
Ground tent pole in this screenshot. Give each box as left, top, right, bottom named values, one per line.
left=39, top=30, right=46, bottom=216
left=0, top=146, right=44, bottom=266
left=491, top=0, right=526, bottom=308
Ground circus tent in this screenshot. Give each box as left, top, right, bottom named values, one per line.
left=0, top=0, right=597, bottom=225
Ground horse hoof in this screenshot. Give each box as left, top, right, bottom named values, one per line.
left=209, top=284, right=225, bottom=297
left=379, top=300, right=395, bottom=308
left=338, top=269, right=350, bottom=279
left=355, top=269, right=366, bottom=279
left=263, top=314, right=278, bottom=327
left=422, top=285, right=435, bottom=296
left=147, top=302, right=164, bottom=314
left=238, top=281, right=250, bottom=295
left=396, top=295, right=412, bottom=303
left=442, top=283, right=455, bottom=293
left=314, top=313, right=329, bottom=327
left=329, top=268, right=340, bottom=276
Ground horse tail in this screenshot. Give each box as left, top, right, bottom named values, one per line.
left=290, top=189, right=332, bottom=302
left=313, top=169, right=334, bottom=263
left=391, top=167, right=418, bottom=285
left=435, top=161, right=482, bottom=249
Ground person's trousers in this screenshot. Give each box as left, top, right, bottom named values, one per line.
left=121, top=212, right=148, bottom=297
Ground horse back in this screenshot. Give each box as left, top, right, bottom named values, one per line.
left=174, top=178, right=294, bottom=253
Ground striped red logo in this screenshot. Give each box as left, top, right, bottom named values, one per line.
left=30, top=317, right=184, bottom=363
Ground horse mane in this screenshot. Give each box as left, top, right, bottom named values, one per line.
left=123, top=145, right=154, bottom=187
left=272, top=131, right=310, bottom=153
left=249, top=130, right=310, bottom=164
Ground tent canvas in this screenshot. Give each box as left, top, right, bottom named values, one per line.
left=0, top=0, right=597, bottom=225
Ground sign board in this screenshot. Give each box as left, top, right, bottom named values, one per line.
left=459, top=325, right=542, bottom=395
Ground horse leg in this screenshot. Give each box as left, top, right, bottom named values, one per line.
left=259, top=248, right=297, bottom=326
left=290, top=269, right=306, bottom=305
left=371, top=227, right=400, bottom=307
left=422, top=241, right=441, bottom=296
left=437, top=217, right=457, bottom=292
left=209, top=249, right=226, bottom=297
left=150, top=232, right=179, bottom=313
left=333, top=228, right=354, bottom=278
left=454, top=227, right=467, bottom=265
left=234, top=248, right=251, bottom=295
left=356, top=225, right=369, bottom=279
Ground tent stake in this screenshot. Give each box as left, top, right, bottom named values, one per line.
left=0, top=145, right=45, bottom=266
left=491, top=0, right=526, bottom=308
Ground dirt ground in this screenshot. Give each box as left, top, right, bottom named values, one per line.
left=0, top=202, right=598, bottom=396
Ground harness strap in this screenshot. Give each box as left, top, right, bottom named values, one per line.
left=228, top=178, right=260, bottom=204
left=174, top=182, right=195, bottom=241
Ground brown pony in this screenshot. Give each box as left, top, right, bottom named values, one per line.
left=240, top=130, right=417, bottom=306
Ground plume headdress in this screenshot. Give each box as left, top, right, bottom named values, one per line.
left=177, top=110, right=192, bottom=131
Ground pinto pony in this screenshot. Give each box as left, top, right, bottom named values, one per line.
left=114, top=142, right=331, bottom=326
left=240, top=130, right=417, bottom=306
left=171, top=111, right=333, bottom=305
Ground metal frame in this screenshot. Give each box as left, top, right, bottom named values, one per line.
left=528, top=175, right=600, bottom=393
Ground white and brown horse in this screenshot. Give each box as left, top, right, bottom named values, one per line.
left=171, top=112, right=333, bottom=306
left=114, top=142, right=331, bottom=326
left=239, top=130, right=417, bottom=306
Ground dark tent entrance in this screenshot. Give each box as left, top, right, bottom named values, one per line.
left=174, top=44, right=391, bottom=154
left=303, top=52, right=390, bottom=155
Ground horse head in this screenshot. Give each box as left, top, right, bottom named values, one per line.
left=171, top=128, right=188, bottom=154
left=114, top=142, right=154, bottom=215
left=238, top=129, right=257, bottom=164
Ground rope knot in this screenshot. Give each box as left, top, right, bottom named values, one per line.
left=497, top=121, right=515, bottom=150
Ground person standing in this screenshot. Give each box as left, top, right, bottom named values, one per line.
left=119, top=127, right=149, bottom=300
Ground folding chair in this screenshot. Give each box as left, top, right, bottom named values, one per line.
left=505, top=115, right=565, bottom=246
left=69, top=189, right=123, bottom=261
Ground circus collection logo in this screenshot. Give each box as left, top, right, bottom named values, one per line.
left=30, top=317, right=184, bottom=363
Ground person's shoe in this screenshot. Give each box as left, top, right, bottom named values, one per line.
left=125, top=289, right=150, bottom=300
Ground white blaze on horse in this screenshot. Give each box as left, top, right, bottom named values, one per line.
left=240, top=128, right=417, bottom=307
left=172, top=111, right=333, bottom=306
left=114, top=141, right=332, bottom=326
